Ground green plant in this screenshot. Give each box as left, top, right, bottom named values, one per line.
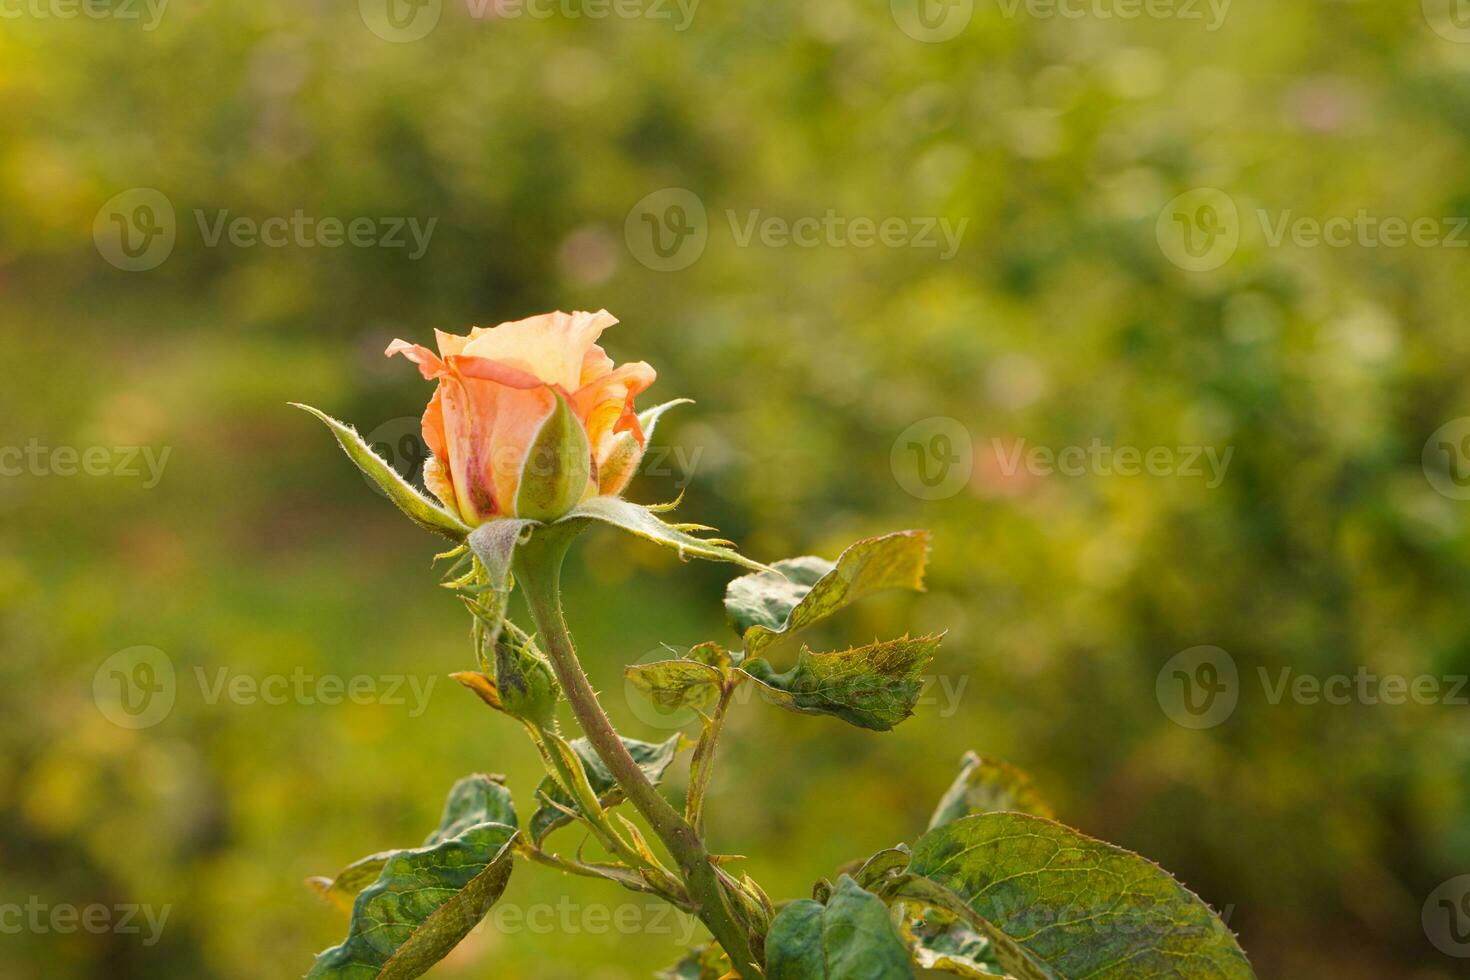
left=295, top=324, right=1254, bottom=979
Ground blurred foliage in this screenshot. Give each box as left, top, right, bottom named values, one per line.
left=3, top=1, right=1470, bottom=977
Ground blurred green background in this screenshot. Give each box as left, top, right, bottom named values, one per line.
left=4, top=1, right=1470, bottom=976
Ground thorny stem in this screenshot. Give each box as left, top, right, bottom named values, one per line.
left=513, top=524, right=763, bottom=979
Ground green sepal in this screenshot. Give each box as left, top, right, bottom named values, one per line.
left=451, top=622, right=562, bottom=728
left=464, top=518, right=537, bottom=648
left=764, top=875, right=916, bottom=979
left=928, top=752, right=1053, bottom=829
left=726, top=531, right=929, bottom=659
left=292, top=403, right=469, bottom=541
left=516, top=390, right=592, bottom=522
left=528, top=733, right=684, bottom=843
left=895, top=813, right=1255, bottom=980
left=738, top=633, right=943, bottom=731
left=564, top=496, right=773, bottom=573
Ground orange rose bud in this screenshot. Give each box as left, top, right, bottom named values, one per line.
left=386, top=310, right=656, bottom=525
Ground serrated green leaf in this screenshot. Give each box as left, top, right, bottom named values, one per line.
left=738, top=634, right=943, bottom=731
left=765, top=875, right=916, bottom=979
left=726, top=531, right=929, bottom=659
left=306, top=823, right=518, bottom=979
left=308, top=852, right=398, bottom=913
left=724, top=556, right=834, bottom=636
left=529, top=733, right=684, bottom=843
left=900, top=813, right=1254, bottom=980
left=307, top=775, right=520, bottom=976
left=929, top=753, right=1053, bottom=829
left=625, top=658, right=725, bottom=714
left=563, top=496, right=772, bottom=573
left=427, top=774, right=518, bottom=842
left=292, top=403, right=469, bottom=541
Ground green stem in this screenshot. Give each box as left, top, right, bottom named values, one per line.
left=514, top=524, right=762, bottom=979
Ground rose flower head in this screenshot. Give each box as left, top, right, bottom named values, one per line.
left=386, top=310, right=656, bottom=525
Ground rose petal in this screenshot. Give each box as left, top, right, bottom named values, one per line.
left=461, top=310, right=617, bottom=390
left=385, top=339, right=446, bottom=380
